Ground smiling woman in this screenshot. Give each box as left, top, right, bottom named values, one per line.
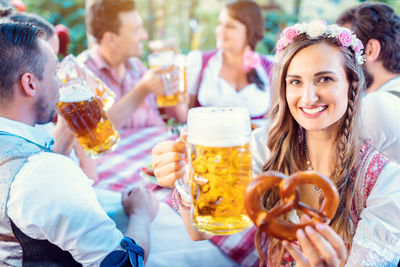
left=254, top=20, right=400, bottom=266
left=176, top=0, right=274, bottom=127
left=151, top=20, right=400, bottom=267
left=285, top=42, right=350, bottom=132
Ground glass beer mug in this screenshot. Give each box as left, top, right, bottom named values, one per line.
left=57, top=55, right=116, bottom=111
left=148, top=51, right=185, bottom=107
left=184, top=107, right=253, bottom=235
left=57, top=79, right=120, bottom=157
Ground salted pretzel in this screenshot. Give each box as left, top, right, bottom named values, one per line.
left=244, top=170, right=339, bottom=241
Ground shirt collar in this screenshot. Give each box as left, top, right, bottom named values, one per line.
left=0, top=117, right=54, bottom=149
left=88, top=45, right=111, bottom=71
left=89, top=45, right=133, bottom=72
left=379, top=76, right=400, bottom=93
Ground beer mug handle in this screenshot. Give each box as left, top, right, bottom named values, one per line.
left=174, top=177, right=190, bottom=203
left=174, top=137, right=192, bottom=203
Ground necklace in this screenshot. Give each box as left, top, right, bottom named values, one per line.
left=304, top=145, right=322, bottom=193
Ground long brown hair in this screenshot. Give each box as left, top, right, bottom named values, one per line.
left=257, top=35, right=365, bottom=266
left=225, top=0, right=265, bottom=90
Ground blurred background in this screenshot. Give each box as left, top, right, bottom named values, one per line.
left=2, top=0, right=399, bottom=56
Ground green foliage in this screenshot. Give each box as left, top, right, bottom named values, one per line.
left=192, top=10, right=219, bottom=51
left=23, top=0, right=86, bottom=56
left=261, top=10, right=298, bottom=55
left=164, top=117, right=184, bottom=136
left=15, top=0, right=400, bottom=58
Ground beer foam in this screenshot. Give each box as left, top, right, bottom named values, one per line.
left=148, top=51, right=174, bottom=67
left=59, top=79, right=94, bottom=103
left=187, top=107, right=251, bottom=147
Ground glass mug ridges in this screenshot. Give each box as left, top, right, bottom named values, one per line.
left=57, top=81, right=119, bottom=157
left=186, top=107, right=253, bottom=235
left=190, top=143, right=253, bottom=235
left=148, top=52, right=186, bottom=107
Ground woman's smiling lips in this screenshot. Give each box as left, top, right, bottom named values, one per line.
left=299, top=105, right=328, bottom=118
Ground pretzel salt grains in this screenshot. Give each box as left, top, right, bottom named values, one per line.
left=244, top=170, right=339, bottom=241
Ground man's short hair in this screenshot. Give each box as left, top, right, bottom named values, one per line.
left=7, top=12, right=55, bottom=39
left=87, top=0, right=135, bottom=43
left=0, top=21, right=46, bottom=100
left=337, top=2, right=400, bottom=73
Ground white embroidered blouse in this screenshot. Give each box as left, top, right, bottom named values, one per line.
left=186, top=50, right=271, bottom=126
left=251, top=127, right=400, bottom=266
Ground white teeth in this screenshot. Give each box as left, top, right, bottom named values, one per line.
left=302, top=106, right=326, bottom=114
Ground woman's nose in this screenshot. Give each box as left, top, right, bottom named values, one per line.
left=301, top=82, right=319, bottom=105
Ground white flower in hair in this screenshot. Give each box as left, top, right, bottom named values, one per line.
left=351, top=36, right=359, bottom=48
left=275, top=20, right=365, bottom=65
left=327, top=24, right=341, bottom=37
left=306, top=20, right=327, bottom=39
left=294, top=22, right=307, bottom=33
left=356, top=53, right=366, bottom=65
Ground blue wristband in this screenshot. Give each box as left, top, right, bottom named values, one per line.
left=100, top=237, right=145, bottom=267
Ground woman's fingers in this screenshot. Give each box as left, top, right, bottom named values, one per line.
left=293, top=224, right=347, bottom=267
left=156, top=168, right=185, bottom=187
left=296, top=228, right=324, bottom=266
left=315, top=224, right=347, bottom=262
left=282, top=240, right=308, bottom=265
left=304, top=225, right=341, bottom=266
left=152, top=151, right=185, bottom=169
left=152, top=140, right=186, bottom=156
left=153, top=159, right=186, bottom=178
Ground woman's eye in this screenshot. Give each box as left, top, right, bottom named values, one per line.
left=318, top=77, right=333, bottom=83
left=288, top=80, right=300, bottom=85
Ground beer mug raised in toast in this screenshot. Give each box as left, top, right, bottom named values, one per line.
left=57, top=79, right=119, bottom=157
left=186, top=107, right=253, bottom=235
left=148, top=51, right=185, bottom=107
left=57, top=55, right=116, bottom=111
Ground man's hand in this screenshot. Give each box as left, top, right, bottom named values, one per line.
left=122, top=186, right=159, bottom=262
left=138, top=67, right=179, bottom=96
left=52, top=115, right=75, bottom=155
left=121, top=186, right=159, bottom=223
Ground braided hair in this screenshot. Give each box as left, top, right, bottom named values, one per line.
left=257, top=34, right=365, bottom=266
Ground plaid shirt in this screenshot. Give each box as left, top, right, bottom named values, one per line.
left=78, top=46, right=164, bottom=129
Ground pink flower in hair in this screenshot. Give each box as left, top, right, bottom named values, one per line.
left=276, top=37, right=290, bottom=53
left=242, top=48, right=261, bottom=71
left=354, top=39, right=364, bottom=53
left=338, top=30, right=352, bottom=47
left=282, top=27, right=299, bottom=41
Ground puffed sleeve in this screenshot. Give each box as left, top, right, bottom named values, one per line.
left=360, top=92, right=400, bottom=164
left=186, top=50, right=203, bottom=95
left=251, top=127, right=270, bottom=176
left=346, top=161, right=400, bottom=266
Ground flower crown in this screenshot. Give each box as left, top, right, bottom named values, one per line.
left=276, top=20, right=365, bottom=65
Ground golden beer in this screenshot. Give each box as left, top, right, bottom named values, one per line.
left=187, top=107, right=253, bottom=235
left=90, top=74, right=116, bottom=111
left=148, top=52, right=186, bottom=107
left=58, top=55, right=116, bottom=111
left=190, top=143, right=253, bottom=234
left=57, top=80, right=119, bottom=157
